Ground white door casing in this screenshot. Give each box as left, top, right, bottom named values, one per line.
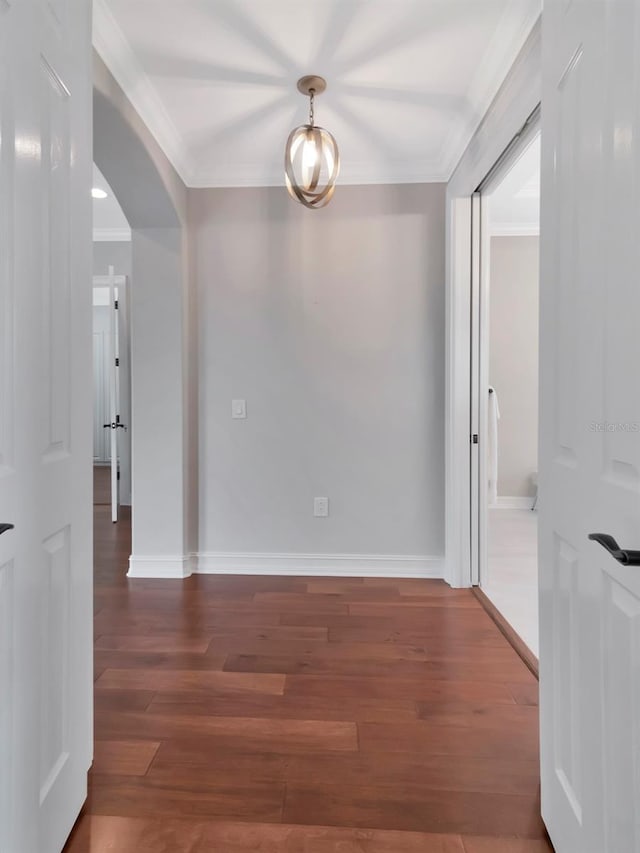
left=0, top=1, right=92, bottom=851
left=540, top=1, right=640, bottom=851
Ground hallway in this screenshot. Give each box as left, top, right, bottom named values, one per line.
left=62, top=508, right=551, bottom=852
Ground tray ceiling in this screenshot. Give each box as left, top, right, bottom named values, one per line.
left=93, top=0, right=541, bottom=188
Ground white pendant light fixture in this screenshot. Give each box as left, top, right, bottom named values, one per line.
left=284, top=76, right=340, bottom=210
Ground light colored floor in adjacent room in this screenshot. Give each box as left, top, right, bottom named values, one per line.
left=483, top=508, right=539, bottom=658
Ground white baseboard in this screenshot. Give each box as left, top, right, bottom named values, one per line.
left=194, top=552, right=444, bottom=579
left=127, top=554, right=194, bottom=579
left=490, top=496, right=536, bottom=510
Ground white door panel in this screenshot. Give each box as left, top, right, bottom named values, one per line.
left=93, top=330, right=107, bottom=462
left=540, top=1, right=640, bottom=850
left=0, top=0, right=92, bottom=851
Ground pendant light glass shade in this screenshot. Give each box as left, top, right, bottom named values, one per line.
left=285, top=76, right=340, bottom=209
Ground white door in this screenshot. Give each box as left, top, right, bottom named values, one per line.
left=540, top=1, right=640, bottom=851
left=0, top=1, right=92, bottom=851
left=107, top=268, right=120, bottom=522
left=93, top=318, right=109, bottom=464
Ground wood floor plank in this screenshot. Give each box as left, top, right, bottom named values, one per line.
left=282, top=752, right=541, bottom=796
left=225, top=653, right=534, bottom=681
left=283, top=611, right=506, bottom=639
left=462, top=837, right=553, bottom=853
left=95, top=634, right=213, bottom=653
left=284, top=674, right=518, bottom=703
left=94, top=609, right=283, bottom=635
left=304, top=579, right=402, bottom=598
left=64, top=815, right=467, bottom=853
left=211, top=638, right=429, bottom=661
left=86, top=775, right=285, bottom=823
left=95, top=711, right=359, bottom=754
left=283, top=783, right=547, bottom=838
left=415, top=702, right=539, bottom=731
left=251, top=592, right=350, bottom=613
left=92, top=740, right=160, bottom=776
left=349, top=599, right=482, bottom=614
left=208, top=625, right=330, bottom=645
left=94, top=688, right=156, bottom=713
left=357, top=721, right=539, bottom=762
left=507, top=682, right=539, bottom=706
left=147, top=691, right=419, bottom=723
left=93, top=649, right=227, bottom=672
left=95, top=668, right=286, bottom=694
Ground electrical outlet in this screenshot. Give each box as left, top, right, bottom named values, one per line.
left=232, top=399, right=246, bottom=419
left=314, top=497, right=329, bottom=518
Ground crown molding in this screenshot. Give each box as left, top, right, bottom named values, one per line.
left=93, top=227, right=132, bottom=242
left=93, top=0, right=191, bottom=184
left=188, top=159, right=449, bottom=189
left=439, top=9, right=541, bottom=179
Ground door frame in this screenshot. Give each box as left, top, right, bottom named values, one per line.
left=469, top=115, right=541, bottom=588
left=444, top=18, right=542, bottom=587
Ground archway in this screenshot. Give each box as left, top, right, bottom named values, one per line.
left=93, top=53, right=196, bottom=576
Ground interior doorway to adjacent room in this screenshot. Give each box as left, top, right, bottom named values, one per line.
left=471, top=123, right=541, bottom=657
left=92, top=164, right=132, bottom=522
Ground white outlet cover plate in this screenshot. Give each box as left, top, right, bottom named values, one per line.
left=314, top=497, right=329, bottom=517
left=232, top=399, right=246, bottom=419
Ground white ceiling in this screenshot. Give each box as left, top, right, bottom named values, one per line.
left=92, top=163, right=131, bottom=240
left=93, top=0, right=540, bottom=188
left=489, top=133, right=540, bottom=235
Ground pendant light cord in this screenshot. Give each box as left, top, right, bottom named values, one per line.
left=309, top=90, right=315, bottom=127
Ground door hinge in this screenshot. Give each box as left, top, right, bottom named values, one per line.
left=117, top=471, right=120, bottom=481
left=472, top=434, right=479, bottom=444
left=115, top=357, right=119, bottom=367
left=114, top=300, right=119, bottom=309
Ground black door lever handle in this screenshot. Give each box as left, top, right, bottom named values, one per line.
left=0, top=523, right=14, bottom=536
left=588, top=532, right=640, bottom=566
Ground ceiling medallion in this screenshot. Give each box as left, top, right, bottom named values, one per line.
left=284, top=75, right=340, bottom=210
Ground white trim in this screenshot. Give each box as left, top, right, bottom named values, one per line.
left=194, top=552, right=444, bottom=579
left=92, top=0, right=191, bottom=184
left=188, top=162, right=449, bottom=189
left=93, top=227, right=131, bottom=242
left=448, top=20, right=542, bottom=198
left=491, top=496, right=536, bottom=510
left=127, top=554, right=194, bottom=579
left=490, top=223, right=540, bottom=237
left=440, top=5, right=541, bottom=179
left=445, top=19, right=541, bottom=589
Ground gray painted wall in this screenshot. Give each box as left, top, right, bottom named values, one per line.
left=93, top=240, right=131, bottom=278
left=191, top=184, right=446, bottom=558
left=489, top=235, right=539, bottom=498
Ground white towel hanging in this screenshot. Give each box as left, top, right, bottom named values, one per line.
left=488, top=386, right=500, bottom=506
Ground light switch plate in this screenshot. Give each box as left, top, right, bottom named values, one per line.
left=232, top=399, right=246, bottom=419
left=314, top=497, right=329, bottom=517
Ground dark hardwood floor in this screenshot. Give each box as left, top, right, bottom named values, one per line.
left=93, top=465, right=111, bottom=506
left=64, top=505, right=552, bottom=852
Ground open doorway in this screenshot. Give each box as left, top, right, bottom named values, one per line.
left=471, top=126, right=541, bottom=657
left=92, top=164, right=132, bottom=522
